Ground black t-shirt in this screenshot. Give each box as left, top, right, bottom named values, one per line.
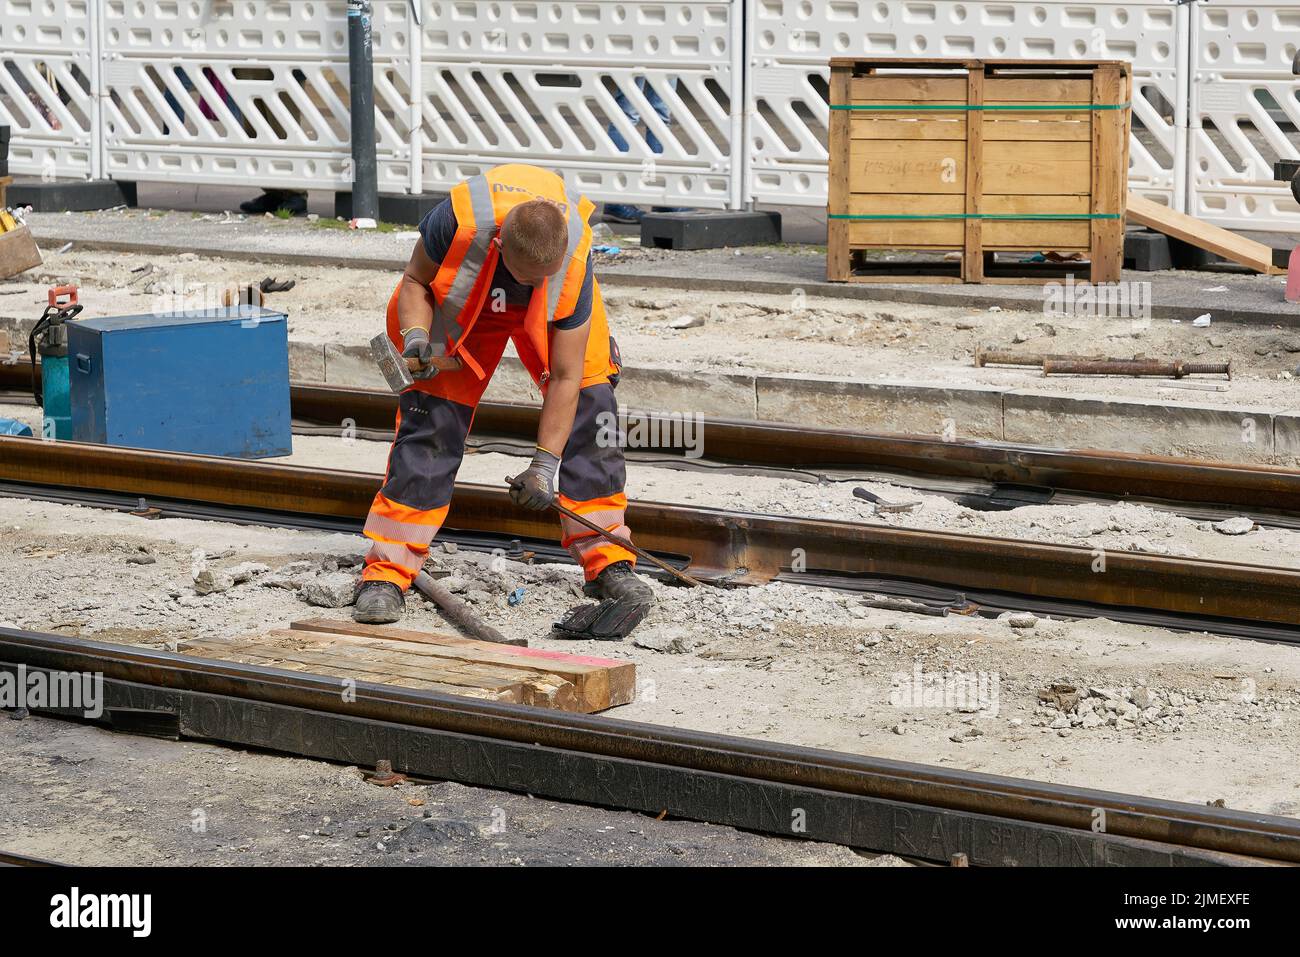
left=418, top=198, right=592, bottom=330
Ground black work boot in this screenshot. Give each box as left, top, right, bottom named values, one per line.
left=582, top=561, right=653, bottom=603
left=353, top=581, right=404, bottom=624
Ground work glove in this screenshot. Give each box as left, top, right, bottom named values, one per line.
left=401, top=326, right=439, bottom=380
left=507, top=447, right=561, bottom=511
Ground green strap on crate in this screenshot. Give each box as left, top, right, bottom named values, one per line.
left=830, top=102, right=1130, bottom=111
left=828, top=213, right=1121, bottom=220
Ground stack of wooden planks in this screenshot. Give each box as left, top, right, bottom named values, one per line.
left=180, top=617, right=636, bottom=713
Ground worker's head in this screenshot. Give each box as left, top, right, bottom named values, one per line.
left=498, top=199, right=568, bottom=285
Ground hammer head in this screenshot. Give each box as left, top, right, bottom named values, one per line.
left=369, top=332, right=413, bottom=393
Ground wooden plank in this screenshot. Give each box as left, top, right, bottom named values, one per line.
left=291, top=618, right=635, bottom=711
left=848, top=76, right=969, bottom=102
left=1127, top=191, right=1283, bottom=275
left=828, top=63, right=852, bottom=280
left=982, top=194, right=1092, bottom=215
left=848, top=139, right=965, bottom=194
left=963, top=66, right=984, bottom=282
left=850, top=116, right=966, bottom=140
left=983, top=140, right=1091, bottom=194
left=984, top=117, right=1091, bottom=141
left=180, top=640, right=517, bottom=700
left=983, top=220, right=1091, bottom=248
left=261, top=630, right=580, bottom=711
left=984, top=77, right=1094, bottom=103
left=184, top=638, right=529, bottom=700
left=0, top=226, right=42, bottom=280
left=1090, top=63, right=1126, bottom=282
left=844, top=194, right=965, bottom=215
left=848, top=220, right=964, bottom=247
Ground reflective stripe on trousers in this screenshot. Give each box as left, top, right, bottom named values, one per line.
left=361, top=352, right=634, bottom=589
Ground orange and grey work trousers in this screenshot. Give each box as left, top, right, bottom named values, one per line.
left=360, top=302, right=634, bottom=591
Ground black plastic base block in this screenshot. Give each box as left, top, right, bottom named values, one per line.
left=1275, top=159, right=1300, bottom=181
left=1123, top=229, right=1173, bottom=272
left=334, top=191, right=447, bottom=225
left=640, top=209, right=781, bottom=250
left=7, top=178, right=135, bottom=212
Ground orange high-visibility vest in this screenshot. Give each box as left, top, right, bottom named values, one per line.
left=430, top=164, right=595, bottom=380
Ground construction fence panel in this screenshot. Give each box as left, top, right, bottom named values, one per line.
left=413, top=0, right=743, bottom=209
left=744, top=0, right=1186, bottom=211
left=1188, top=0, right=1300, bottom=232
left=0, top=0, right=97, bottom=179
left=97, top=0, right=415, bottom=193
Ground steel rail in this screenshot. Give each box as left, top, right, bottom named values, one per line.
left=288, top=383, right=1300, bottom=516
left=7, top=364, right=1300, bottom=516
left=0, top=849, right=60, bottom=867
left=3, top=435, right=1300, bottom=631
left=1, top=627, right=1295, bottom=865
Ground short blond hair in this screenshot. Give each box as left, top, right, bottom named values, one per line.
left=502, top=199, right=568, bottom=267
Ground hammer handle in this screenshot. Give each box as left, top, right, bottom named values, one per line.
left=407, top=355, right=463, bottom=373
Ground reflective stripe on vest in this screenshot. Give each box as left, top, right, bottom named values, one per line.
left=434, top=174, right=496, bottom=343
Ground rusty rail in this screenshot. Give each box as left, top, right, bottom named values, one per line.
left=1, top=627, right=1296, bottom=865
left=3, top=435, right=1300, bottom=630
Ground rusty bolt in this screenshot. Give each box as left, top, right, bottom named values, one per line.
left=364, top=759, right=406, bottom=787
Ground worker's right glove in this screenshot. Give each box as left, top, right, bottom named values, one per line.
left=401, top=326, right=439, bottom=380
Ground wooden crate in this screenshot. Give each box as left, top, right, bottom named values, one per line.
left=827, top=58, right=1131, bottom=284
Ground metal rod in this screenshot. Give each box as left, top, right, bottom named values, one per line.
left=347, top=0, right=379, bottom=221
left=1043, top=358, right=1232, bottom=379
left=975, top=346, right=1105, bottom=367
left=411, top=570, right=523, bottom=646
left=544, top=492, right=703, bottom=588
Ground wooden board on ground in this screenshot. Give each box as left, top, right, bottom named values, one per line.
left=0, top=226, right=41, bottom=280
left=1127, top=191, right=1285, bottom=275
left=179, top=618, right=636, bottom=713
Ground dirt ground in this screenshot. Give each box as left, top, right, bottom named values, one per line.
left=0, top=495, right=1297, bottom=829
left=2, top=247, right=1298, bottom=410
left=4, top=243, right=1300, bottom=863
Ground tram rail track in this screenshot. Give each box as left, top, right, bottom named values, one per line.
left=5, top=363, right=1300, bottom=523
left=3, top=434, right=1300, bottom=644
left=1, top=628, right=1296, bottom=867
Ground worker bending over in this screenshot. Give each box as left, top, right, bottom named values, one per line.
left=354, top=164, right=652, bottom=623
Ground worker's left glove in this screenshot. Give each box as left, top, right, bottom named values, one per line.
left=507, top=447, right=561, bottom=511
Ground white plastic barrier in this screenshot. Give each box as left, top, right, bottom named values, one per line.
left=1188, top=0, right=1300, bottom=231
left=411, top=0, right=743, bottom=209
left=744, top=0, right=1187, bottom=210
left=5, top=0, right=1300, bottom=230
left=96, top=0, right=418, bottom=192
left=0, top=0, right=97, bottom=179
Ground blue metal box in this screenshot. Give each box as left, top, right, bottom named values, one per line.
left=69, top=306, right=291, bottom=458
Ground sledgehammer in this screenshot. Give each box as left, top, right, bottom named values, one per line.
left=369, top=332, right=463, bottom=392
